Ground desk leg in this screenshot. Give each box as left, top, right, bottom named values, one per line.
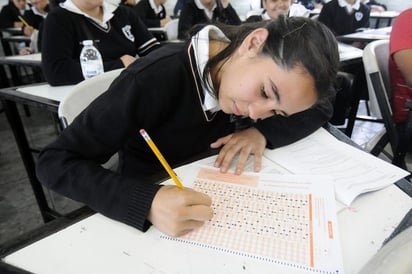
left=2, top=99, right=61, bottom=222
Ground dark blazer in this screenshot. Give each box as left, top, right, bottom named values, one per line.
left=178, top=0, right=241, bottom=40
left=134, top=0, right=166, bottom=28
left=0, top=1, right=24, bottom=28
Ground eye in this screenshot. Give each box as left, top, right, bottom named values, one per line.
left=260, top=87, right=269, bottom=99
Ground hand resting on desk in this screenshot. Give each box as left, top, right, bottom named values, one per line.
left=148, top=185, right=213, bottom=236
left=211, top=127, right=266, bottom=175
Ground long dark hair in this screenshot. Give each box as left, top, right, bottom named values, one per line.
left=202, top=16, right=339, bottom=101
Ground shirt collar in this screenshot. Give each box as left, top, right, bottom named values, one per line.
left=262, top=11, right=271, bottom=20
left=338, top=0, right=361, bottom=13
left=149, top=0, right=163, bottom=14
left=31, top=5, right=48, bottom=18
left=61, top=0, right=116, bottom=27
left=191, top=25, right=230, bottom=114
left=194, top=0, right=216, bottom=19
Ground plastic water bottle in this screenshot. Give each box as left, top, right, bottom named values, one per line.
left=79, top=40, right=104, bottom=79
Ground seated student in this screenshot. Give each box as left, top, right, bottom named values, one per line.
left=134, top=0, right=171, bottom=28
left=41, top=0, right=161, bottom=86
left=389, top=8, right=412, bottom=142
left=178, top=0, right=241, bottom=40
left=119, top=0, right=137, bottom=9
left=318, top=0, right=370, bottom=36
left=19, top=0, right=49, bottom=54
left=173, top=0, right=184, bottom=17
left=0, top=0, right=28, bottom=28
left=36, top=16, right=340, bottom=237
left=246, top=0, right=309, bottom=23
left=361, top=0, right=386, bottom=13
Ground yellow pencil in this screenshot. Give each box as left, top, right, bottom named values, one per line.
left=18, top=16, right=31, bottom=28
left=140, top=129, right=185, bottom=189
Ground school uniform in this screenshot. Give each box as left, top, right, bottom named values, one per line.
left=36, top=25, right=335, bottom=233
left=41, top=0, right=160, bottom=86
left=0, top=1, right=26, bottom=28
left=22, top=4, right=49, bottom=51
left=178, top=0, right=241, bottom=40
left=245, top=3, right=310, bottom=23
left=318, top=0, right=370, bottom=36
left=134, top=0, right=166, bottom=28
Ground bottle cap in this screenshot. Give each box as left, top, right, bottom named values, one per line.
left=82, top=40, right=93, bottom=46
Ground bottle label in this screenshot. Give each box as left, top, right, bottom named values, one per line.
left=81, top=61, right=104, bottom=79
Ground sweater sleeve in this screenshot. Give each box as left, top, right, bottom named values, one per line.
left=36, top=70, right=162, bottom=231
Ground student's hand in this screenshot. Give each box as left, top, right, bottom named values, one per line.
left=148, top=185, right=213, bottom=237
left=23, top=26, right=35, bottom=36
left=160, top=17, right=172, bottom=27
left=14, top=21, right=24, bottom=28
left=120, top=54, right=137, bottom=67
left=19, top=47, right=33, bottom=55
left=211, top=127, right=266, bottom=175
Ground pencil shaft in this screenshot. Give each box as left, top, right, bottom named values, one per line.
left=140, top=129, right=184, bottom=189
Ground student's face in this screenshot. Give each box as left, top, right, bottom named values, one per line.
left=263, top=0, right=291, bottom=20
left=30, top=0, right=48, bottom=11
left=216, top=29, right=317, bottom=120
left=12, top=0, right=26, bottom=10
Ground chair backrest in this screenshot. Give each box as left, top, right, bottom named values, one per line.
left=165, top=19, right=179, bottom=41
left=58, top=68, right=124, bottom=171
left=363, top=39, right=391, bottom=119
left=58, top=68, right=124, bottom=127
left=363, top=40, right=398, bottom=154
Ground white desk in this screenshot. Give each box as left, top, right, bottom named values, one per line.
left=337, top=27, right=391, bottom=43
left=0, top=52, right=41, bottom=66
left=1, top=166, right=411, bottom=274
left=338, top=42, right=363, bottom=63
left=0, top=83, right=74, bottom=222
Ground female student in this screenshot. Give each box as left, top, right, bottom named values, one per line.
left=41, top=0, right=160, bottom=86
left=178, top=0, right=241, bottom=40
left=0, top=0, right=28, bottom=28
left=36, top=17, right=339, bottom=237
left=246, top=0, right=309, bottom=23
left=134, top=0, right=171, bottom=28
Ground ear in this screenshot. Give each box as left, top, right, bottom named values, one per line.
left=238, top=28, right=269, bottom=57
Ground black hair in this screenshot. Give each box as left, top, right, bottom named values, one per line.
left=202, top=16, right=339, bottom=102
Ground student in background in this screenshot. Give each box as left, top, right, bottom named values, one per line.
left=19, top=0, right=49, bottom=54
left=36, top=16, right=339, bottom=237
left=178, top=0, right=241, bottom=40
left=0, top=0, right=28, bottom=28
left=173, top=0, right=184, bottom=17
left=389, top=8, right=412, bottom=140
left=246, top=0, right=309, bottom=23
left=361, top=0, right=386, bottom=13
left=119, top=0, right=137, bottom=9
left=318, top=0, right=370, bottom=36
left=41, top=0, right=161, bottom=86
left=134, top=0, right=171, bottom=28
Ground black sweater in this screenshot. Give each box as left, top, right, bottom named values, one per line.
left=134, top=0, right=166, bottom=28
left=0, top=1, right=24, bottom=28
left=41, top=5, right=160, bottom=86
left=318, top=0, right=370, bottom=36
left=36, top=42, right=334, bottom=233
left=178, top=0, right=241, bottom=40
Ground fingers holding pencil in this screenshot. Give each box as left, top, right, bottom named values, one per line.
left=148, top=185, right=213, bottom=237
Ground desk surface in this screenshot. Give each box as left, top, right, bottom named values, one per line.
left=1, top=167, right=411, bottom=274
left=0, top=125, right=411, bottom=274
left=0, top=53, right=41, bottom=66
left=337, top=27, right=391, bottom=43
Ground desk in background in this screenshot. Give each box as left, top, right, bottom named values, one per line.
left=337, top=27, right=391, bottom=44
left=0, top=53, right=43, bottom=86
left=369, top=11, right=399, bottom=28
left=0, top=125, right=411, bottom=274
left=0, top=83, right=74, bottom=222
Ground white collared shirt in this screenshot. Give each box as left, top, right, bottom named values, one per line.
left=338, top=0, right=361, bottom=14
left=191, top=25, right=230, bottom=113
left=149, top=0, right=164, bottom=15
left=60, top=0, right=116, bottom=28
left=194, top=0, right=216, bottom=20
